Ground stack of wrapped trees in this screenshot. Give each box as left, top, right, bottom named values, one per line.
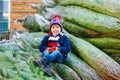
left=21, top=0, right=120, bottom=80
left=0, top=0, right=120, bottom=80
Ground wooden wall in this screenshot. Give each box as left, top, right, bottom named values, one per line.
left=10, top=0, right=42, bottom=31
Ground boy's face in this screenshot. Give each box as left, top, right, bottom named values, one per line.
left=51, top=24, right=61, bottom=36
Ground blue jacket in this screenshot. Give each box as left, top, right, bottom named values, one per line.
left=39, top=34, right=70, bottom=60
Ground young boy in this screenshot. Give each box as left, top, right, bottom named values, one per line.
left=36, top=14, right=70, bottom=76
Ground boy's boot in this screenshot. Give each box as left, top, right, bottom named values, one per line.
left=37, top=59, right=44, bottom=69
left=44, top=64, right=51, bottom=76
left=33, top=58, right=47, bottom=69
left=38, top=58, right=48, bottom=69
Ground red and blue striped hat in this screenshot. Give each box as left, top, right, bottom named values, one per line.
left=49, top=14, right=63, bottom=31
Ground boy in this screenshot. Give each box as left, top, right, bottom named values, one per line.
left=36, top=14, right=70, bottom=76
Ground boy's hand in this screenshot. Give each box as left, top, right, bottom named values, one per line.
left=47, top=47, right=54, bottom=53
left=47, top=47, right=60, bottom=53
left=52, top=47, right=60, bottom=51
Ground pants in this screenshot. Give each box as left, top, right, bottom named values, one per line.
left=42, top=50, right=63, bottom=65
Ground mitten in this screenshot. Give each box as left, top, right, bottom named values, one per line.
left=52, top=47, right=60, bottom=51
left=47, top=47, right=53, bottom=53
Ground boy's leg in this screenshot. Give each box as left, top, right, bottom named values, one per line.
left=37, top=50, right=50, bottom=69
left=44, top=63, right=51, bottom=76
left=41, top=50, right=63, bottom=63
left=49, top=50, right=63, bottom=63
left=43, top=50, right=63, bottom=76
left=37, top=50, right=63, bottom=75
left=40, top=50, right=52, bottom=76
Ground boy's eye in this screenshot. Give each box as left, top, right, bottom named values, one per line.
left=56, top=26, right=59, bottom=28
left=57, top=26, right=59, bottom=28
left=52, top=26, right=55, bottom=28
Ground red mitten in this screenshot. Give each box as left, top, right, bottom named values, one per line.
left=52, top=47, right=60, bottom=51
left=52, top=47, right=56, bottom=51
left=47, top=47, right=53, bottom=53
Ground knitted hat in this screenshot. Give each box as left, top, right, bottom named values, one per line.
left=49, top=14, right=63, bottom=31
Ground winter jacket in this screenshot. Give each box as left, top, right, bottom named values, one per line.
left=39, top=34, right=70, bottom=60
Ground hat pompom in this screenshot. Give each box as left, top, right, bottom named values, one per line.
left=50, top=14, right=62, bottom=28
left=53, top=14, right=61, bottom=20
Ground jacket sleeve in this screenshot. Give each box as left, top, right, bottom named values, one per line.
left=39, top=36, right=48, bottom=53
left=59, top=36, right=70, bottom=54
